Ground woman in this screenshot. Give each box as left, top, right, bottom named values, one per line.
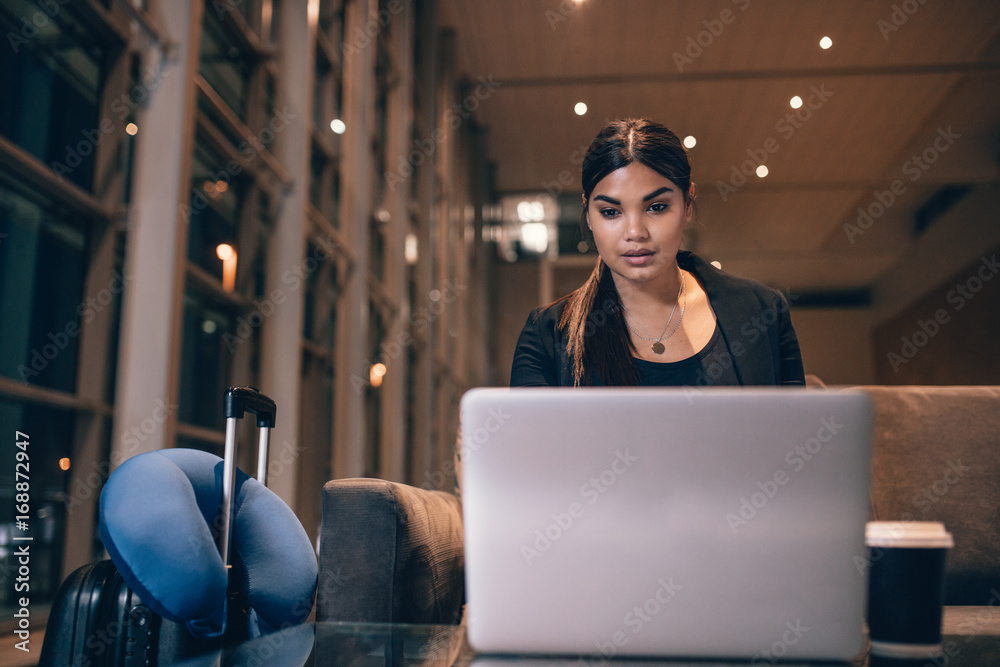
left=511, top=118, right=805, bottom=387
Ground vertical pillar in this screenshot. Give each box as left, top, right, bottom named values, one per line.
left=111, top=0, right=201, bottom=464
left=261, top=0, right=311, bottom=507
left=410, top=0, right=437, bottom=487
left=379, top=2, right=415, bottom=483
left=333, top=0, right=375, bottom=480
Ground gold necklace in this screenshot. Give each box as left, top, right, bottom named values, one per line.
left=620, top=272, right=687, bottom=355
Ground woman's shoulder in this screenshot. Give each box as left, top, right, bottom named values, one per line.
left=679, top=251, right=789, bottom=305
left=524, top=298, right=570, bottom=328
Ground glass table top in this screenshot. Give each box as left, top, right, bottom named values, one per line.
left=172, top=607, right=1000, bottom=667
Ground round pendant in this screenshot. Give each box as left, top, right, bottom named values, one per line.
left=651, top=342, right=665, bottom=355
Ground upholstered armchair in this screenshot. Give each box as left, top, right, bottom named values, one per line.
left=316, top=478, right=465, bottom=624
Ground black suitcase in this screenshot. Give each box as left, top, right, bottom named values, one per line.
left=39, top=387, right=277, bottom=667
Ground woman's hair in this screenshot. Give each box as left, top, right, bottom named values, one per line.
left=556, top=118, right=694, bottom=386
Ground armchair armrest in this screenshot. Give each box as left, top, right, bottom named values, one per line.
left=317, top=478, right=464, bottom=624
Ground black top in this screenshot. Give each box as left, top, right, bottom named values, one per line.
left=633, top=323, right=740, bottom=387
left=510, top=251, right=805, bottom=387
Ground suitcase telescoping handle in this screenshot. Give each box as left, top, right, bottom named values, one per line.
left=218, top=386, right=277, bottom=565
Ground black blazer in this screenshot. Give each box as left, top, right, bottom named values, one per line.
left=510, top=251, right=806, bottom=387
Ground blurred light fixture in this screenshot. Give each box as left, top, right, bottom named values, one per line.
left=520, top=222, right=549, bottom=254
left=574, top=102, right=588, bottom=116
left=59, top=458, right=71, bottom=471
left=216, top=244, right=237, bottom=292
left=711, top=260, right=722, bottom=270
left=517, top=200, right=545, bottom=222
left=202, top=320, right=218, bottom=334
left=683, top=135, right=697, bottom=149
left=126, top=123, right=138, bottom=136
left=330, top=118, right=346, bottom=134
left=405, top=233, right=418, bottom=264
left=790, top=96, right=803, bottom=109
left=819, top=36, right=833, bottom=50
left=370, top=362, right=387, bottom=387
left=756, top=165, right=769, bottom=178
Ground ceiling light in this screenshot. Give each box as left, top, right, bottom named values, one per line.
left=683, top=136, right=697, bottom=149
left=574, top=102, right=588, bottom=116
left=711, top=261, right=722, bottom=270
left=126, top=123, right=138, bottom=136
left=330, top=118, right=346, bottom=134
left=819, top=36, right=833, bottom=50
left=756, top=165, right=769, bottom=178
left=789, top=96, right=803, bottom=109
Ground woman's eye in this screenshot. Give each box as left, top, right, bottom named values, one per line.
left=600, top=208, right=619, bottom=218
left=648, top=202, right=669, bottom=213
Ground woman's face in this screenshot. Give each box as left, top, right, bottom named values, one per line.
left=586, top=162, right=693, bottom=292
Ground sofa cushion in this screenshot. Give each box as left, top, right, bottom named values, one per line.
left=861, top=385, right=1000, bottom=604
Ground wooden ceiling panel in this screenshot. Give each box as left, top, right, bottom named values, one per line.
left=438, top=0, right=1000, bottom=292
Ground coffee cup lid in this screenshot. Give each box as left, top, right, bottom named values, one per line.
left=866, top=521, right=954, bottom=548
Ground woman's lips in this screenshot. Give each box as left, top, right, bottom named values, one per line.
left=622, top=250, right=654, bottom=266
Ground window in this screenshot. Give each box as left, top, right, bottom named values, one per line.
left=0, top=179, right=88, bottom=392
left=0, top=1, right=106, bottom=191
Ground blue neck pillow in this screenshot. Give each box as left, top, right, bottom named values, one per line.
left=98, top=448, right=318, bottom=638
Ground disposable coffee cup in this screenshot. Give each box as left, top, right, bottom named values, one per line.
left=865, top=521, right=953, bottom=660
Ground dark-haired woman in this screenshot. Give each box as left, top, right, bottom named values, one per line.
left=511, top=118, right=805, bottom=387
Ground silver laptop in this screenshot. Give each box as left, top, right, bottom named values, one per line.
left=460, top=387, right=872, bottom=662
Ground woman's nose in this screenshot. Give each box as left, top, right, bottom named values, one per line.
left=623, top=212, right=649, bottom=241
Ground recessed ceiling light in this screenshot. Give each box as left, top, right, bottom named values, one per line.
left=790, top=96, right=803, bottom=109
left=820, top=36, right=833, bottom=50
left=330, top=118, right=346, bottom=134
left=756, top=165, right=769, bottom=178
left=574, top=102, right=588, bottom=116
left=683, top=135, right=697, bottom=149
